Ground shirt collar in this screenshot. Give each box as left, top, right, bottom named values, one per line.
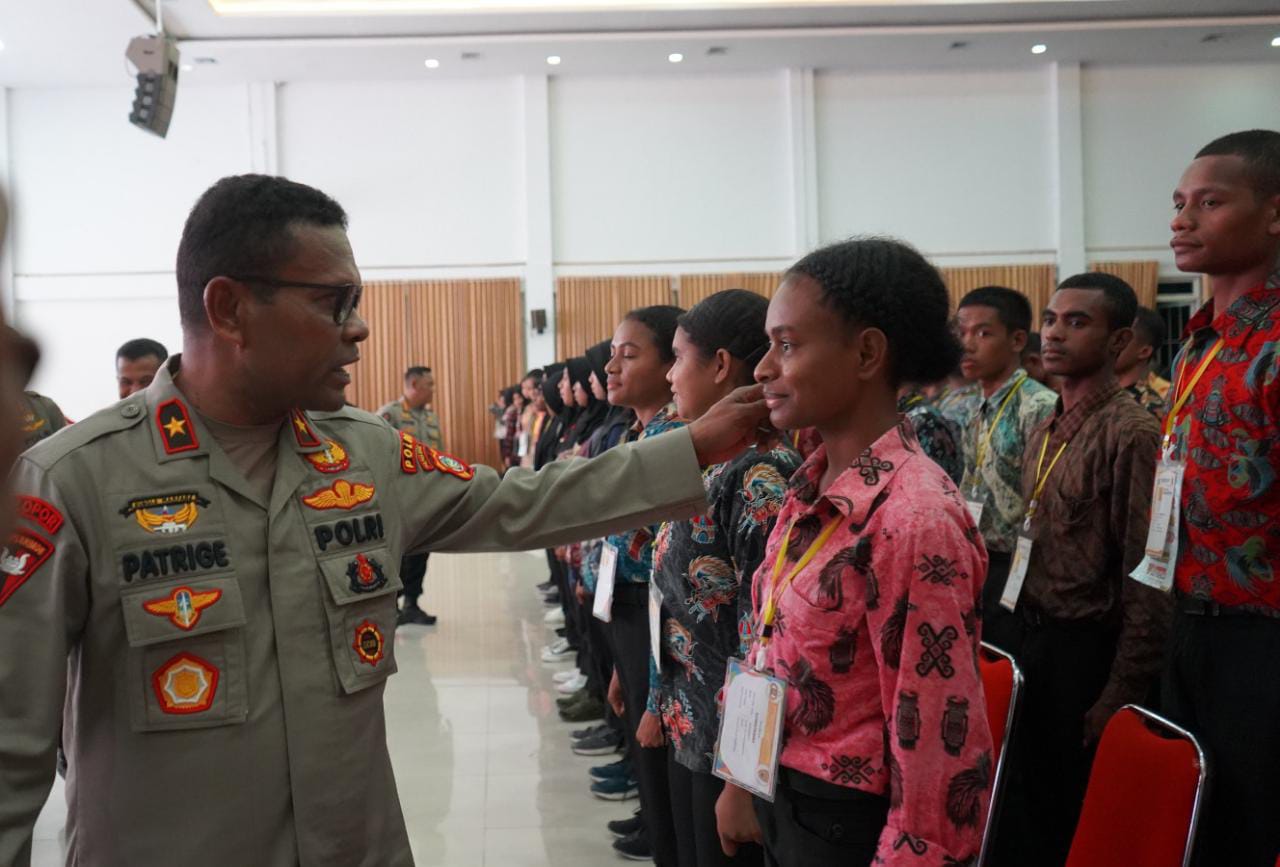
left=631, top=403, right=677, bottom=435
left=980, top=367, right=1029, bottom=412
left=787, top=420, right=920, bottom=528
left=1044, top=379, right=1124, bottom=445
left=1184, top=283, right=1280, bottom=344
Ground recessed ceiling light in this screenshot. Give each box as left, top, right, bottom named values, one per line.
left=180, top=64, right=194, bottom=72
left=546, top=55, right=561, bottom=65
left=424, top=58, right=440, bottom=68
left=1272, top=35, right=1280, bottom=47
left=668, top=52, right=684, bottom=63
left=0, top=40, right=6, bottom=53
left=1030, top=43, right=1047, bottom=55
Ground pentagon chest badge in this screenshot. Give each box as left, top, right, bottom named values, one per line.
left=152, top=652, right=219, bottom=715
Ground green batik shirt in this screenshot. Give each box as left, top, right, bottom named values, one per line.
left=959, top=369, right=1058, bottom=553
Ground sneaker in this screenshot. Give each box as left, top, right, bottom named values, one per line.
left=613, top=828, right=652, bottom=859
left=543, top=591, right=561, bottom=607
left=590, top=757, right=632, bottom=781
left=591, top=776, right=639, bottom=801
left=572, top=727, right=622, bottom=756
left=537, top=580, right=555, bottom=592
left=572, top=723, right=609, bottom=740
left=560, top=696, right=606, bottom=724
left=397, top=607, right=438, bottom=626
left=541, top=643, right=574, bottom=664
left=557, top=673, right=589, bottom=694
left=607, top=810, right=643, bottom=838
left=556, top=688, right=589, bottom=709
left=552, top=668, right=582, bottom=684
left=554, top=626, right=569, bottom=638
left=544, top=608, right=566, bottom=626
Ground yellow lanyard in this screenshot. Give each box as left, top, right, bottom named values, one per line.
left=1163, top=338, right=1225, bottom=449
left=1023, top=430, right=1069, bottom=531
left=973, top=374, right=1028, bottom=481
left=756, top=516, right=843, bottom=656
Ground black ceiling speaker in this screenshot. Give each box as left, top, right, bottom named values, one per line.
left=126, top=35, right=180, bottom=138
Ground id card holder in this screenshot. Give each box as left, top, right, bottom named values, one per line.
left=711, top=657, right=787, bottom=802
left=649, top=582, right=664, bottom=668
left=999, top=535, right=1033, bottom=611
left=592, top=544, right=619, bottom=623
left=1131, top=458, right=1185, bottom=593
left=965, top=500, right=985, bottom=526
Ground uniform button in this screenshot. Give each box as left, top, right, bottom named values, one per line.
left=121, top=404, right=142, bottom=419
left=830, top=823, right=844, bottom=841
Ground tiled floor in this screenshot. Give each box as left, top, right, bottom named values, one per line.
left=32, top=550, right=636, bottom=866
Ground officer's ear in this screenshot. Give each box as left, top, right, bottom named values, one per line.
left=203, top=277, right=253, bottom=348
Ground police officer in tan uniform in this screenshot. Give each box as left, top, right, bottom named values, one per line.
left=0, top=174, right=767, bottom=867
left=377, top=367, right=443, bottom=625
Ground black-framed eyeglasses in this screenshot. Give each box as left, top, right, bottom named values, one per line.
left=229, top=275, right=363, bottom=326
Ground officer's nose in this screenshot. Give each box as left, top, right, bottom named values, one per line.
left=344, top=310, right=371, bottom=344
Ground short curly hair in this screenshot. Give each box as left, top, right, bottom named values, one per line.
left=176, top=174, right=348, bottom=330
left=787, top=237, right=961, bottom=387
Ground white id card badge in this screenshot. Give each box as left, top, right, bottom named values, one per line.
left=712, top=657, right=787, bottom=801
left=965, top=500, right=985, bottom=527
left=1132, top=461, right=1185, bottom=593
left=649, top=582, right=663, bottom=668
left=592, top=544, right=619, bottom=623
left=999, top=535, right=1033, bottom=611
left=517, top=432, right=530, bottom=458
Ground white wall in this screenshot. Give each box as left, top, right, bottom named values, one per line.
left=5, top=61, right=1276, bottom=419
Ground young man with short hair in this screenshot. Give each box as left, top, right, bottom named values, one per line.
left=1114, top=307, right=1168, bottom=418
left=115, top=338, right=169, bottom=399
left=956, top=286, right=1058, bottom=648
left=991, top=273, right=1169, bottom=867
left=1163, top=129, right=1280, bottom=867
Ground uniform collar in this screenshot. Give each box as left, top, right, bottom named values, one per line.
left=788, top=420, right=919, bottom=529
left=144, top=355, right=329, bottom=464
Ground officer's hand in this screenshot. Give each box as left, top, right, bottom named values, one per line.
left=715, top=782, right=763, bottom=856
left=689, top=385, right=773, bottom=467
left=608, top=668, right=625, bottom=717
left=636, top=711, right=665, bottom=748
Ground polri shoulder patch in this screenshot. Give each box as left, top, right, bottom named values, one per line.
left=429, top=448, right=475, bottom=481
left=0, top=529, right=55, bottom=606
left=398, top=431, right=418, bottom=474
left=156, top=399, right=199, bottom=455
left=18, top=496, right=64, bottom=535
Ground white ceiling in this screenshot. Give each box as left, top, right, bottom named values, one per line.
left=0, top=0, right=1276, bottom=86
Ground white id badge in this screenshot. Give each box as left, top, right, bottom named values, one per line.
left=517, top=433, right=530, bottom=458
left=592, top=544, right=619, bottom=623
left=1132, top=461, right=1185, bottom=593
left=966, top=500, right=985, bottom=526
left=711, top=657, right=787, bottom=801
left=999, top=535, right=1034, bottom=611
left=649, top=582, right=663, bottom=668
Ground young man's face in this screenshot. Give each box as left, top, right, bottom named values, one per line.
left=1040, top=288, right=1130, bottom=380
left=955, top=305, right=1025, bottom=386
left=117, top=353, right=164, bottom=399
left=1171, top=155, right=1280, bottom=277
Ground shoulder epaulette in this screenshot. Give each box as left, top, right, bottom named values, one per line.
left=21, top=397, right=149, bottom=470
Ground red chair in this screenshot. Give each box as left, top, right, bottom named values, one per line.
left=1065, top=705, right=1208, bottom=867
left=978, top=642, right=1024, bottom=866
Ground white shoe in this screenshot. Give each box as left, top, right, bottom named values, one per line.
left=557, top=673, right=589, bottom=694
left=544, top=608, right=566, bottom=626
left=541, top=645, right=574, bottom=663
left=549, top=637, right=571, bottom=654
left=553, top=668, right=582, bottom=684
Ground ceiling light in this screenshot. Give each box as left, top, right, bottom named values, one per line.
left=668, top=53, right=684, bottom=63
left=546, top=55, right=561, bottom=65
left=1030, top=43, right=1047, bottom=55
left=1272, top=36, right=1280, bottom=47
left=0, top=40, right=6, bottom=53
left=424, top=58, right=440, bottom=68
left=180, top=64, right=194, bottom=72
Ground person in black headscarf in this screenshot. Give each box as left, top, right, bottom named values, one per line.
left=534, top=365, right=569, bottom=605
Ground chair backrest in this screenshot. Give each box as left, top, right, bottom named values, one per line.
left=978, top=642, right=1023, bottom=866
left=1065, top=705, right=1207, bottom=867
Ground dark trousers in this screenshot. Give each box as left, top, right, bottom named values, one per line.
left=399, top=552, right=429, bottom=607
left=981, top=550, right=1023, bottom=653
left=990, top=615, right=1118, bottom=867
left=611, top=587, right=678, bottom=867
left=563, top=566, right=585, bottom=651
left=668, top=751, right=762, bottom=867
left=1162, top=607, right=1280, bottom=867
left=753, top=768, right=888, bottom=867
left=583, top=595, right=620, bottom=716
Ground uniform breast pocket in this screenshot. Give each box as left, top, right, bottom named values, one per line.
left=119, top=574, right=248, bottom=732
left=316, top=546, right=403, bottom=694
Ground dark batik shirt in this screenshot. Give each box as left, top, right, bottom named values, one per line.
left=1172, top=284, right=1280, bottom=615
left=899, top=392, right=963, bottom=484
left=648, top=445, right=800, bottom=771
left=605, top=405, right=686, bottom=584
left=1020, top=383, right=1170, bottom=714
left=1125, top=379, right=1167, bottom=421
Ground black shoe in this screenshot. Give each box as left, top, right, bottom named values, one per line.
left=607, top=810, right=642, bottom=839
left=556, top=688, right=589, bottom=709
left=572, top=726, right=622, bottom=756
left=537, top=580, right=555, bottom=591
left=554, top=626, right=569, bottom=638
left=572, top=723, right=610, bottom=741
left=613, top=829, right=652, bottom=860
left=542, top=591, right=561, bottom=606
left=398, top=607, right=437, bottom=626
left=559, top=696, right=606, bottom=723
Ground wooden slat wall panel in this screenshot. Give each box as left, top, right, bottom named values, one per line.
left=347, top=278, right=523, bottom=468
left=555, top=276, right=676, bottom=359
left=677, top=273, right=786, bottom=308
left=939, top=264, right=1059, bottom=328
left=1089, top=260, right=1160, bottom=310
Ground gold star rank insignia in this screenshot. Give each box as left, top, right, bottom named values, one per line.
left=156, top=399, right=199, bottom=455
